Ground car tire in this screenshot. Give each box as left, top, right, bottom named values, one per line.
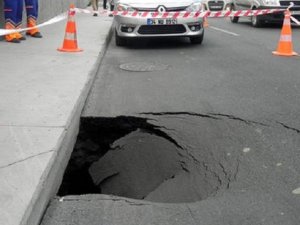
left=230, top=5, right=239, bottom=23
left=190, top=32, right=204, bottom=45
left=230, top=16, right=239, bottom=23
left=115, top=30, right=126, bottom=46
left=251, top=15, right=264, bottom=27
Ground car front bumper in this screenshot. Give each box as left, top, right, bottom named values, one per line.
left=114, top=14, right=204, bottom=38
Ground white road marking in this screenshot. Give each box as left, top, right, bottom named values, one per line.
left=292, top=187, right=300, bottom=194
left=209, top=26, right=240, bottom=36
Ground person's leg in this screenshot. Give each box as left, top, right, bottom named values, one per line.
left=91, top=0, right=99, bottom=16
left=103, top=0, right=107, bottom=10
left=110, top=0, right=114, bottom=11
left=25, top=0, right=42, bottom=37
left=3, top=0, right=21, bottom=43
left=15, top=0, right=26, bottom=40
left=93, top=0, right=97, bottom=10
left=108, top=0, right=114, bottom=17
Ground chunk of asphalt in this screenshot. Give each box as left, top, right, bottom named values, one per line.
left=89, top=130, right=183, bottom=199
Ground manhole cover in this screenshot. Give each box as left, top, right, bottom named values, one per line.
left=120, top=62, right=169, bottom=72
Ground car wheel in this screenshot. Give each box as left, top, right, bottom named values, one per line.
left=230, top=5, right=239, bottom=23
left=230, top=16, right=239, bottom=23
left=115, top=30, right=126, bottom=46
left=251, top=15, right=264, bottom=27
left=190, top=32, right=204, bottom=45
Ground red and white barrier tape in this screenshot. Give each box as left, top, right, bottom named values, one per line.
left=0, top=7, right=111, bottom=37
left=0, top=13, right=67, bottom=37
left=111, top=9, right=284, bottom=18
left=74, top=8, right=109, bottom=15
left=291, top=16, right=300, bottom=25
left=0, top=8, right=295, bottom=37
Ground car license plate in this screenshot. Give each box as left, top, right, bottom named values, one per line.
left=147, top=18, right=177, bottom=25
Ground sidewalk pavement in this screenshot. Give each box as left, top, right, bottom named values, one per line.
left=0, top=11, right=113, bottom=225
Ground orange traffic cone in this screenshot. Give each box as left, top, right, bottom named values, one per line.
left=58, top=4, right=82, bottom=52
left=272, top=10, right=298, bottom=56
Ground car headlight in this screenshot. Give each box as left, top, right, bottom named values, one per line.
left=185, top=2, right=203, bottom=12
left=263, top=0, right=279, bottom=6
left=116, top=3, right=134, bottom=11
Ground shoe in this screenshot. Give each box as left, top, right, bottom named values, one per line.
left=5, top=23, right=22, bottom=43
left=15, top=31, right=26, bottom=40
left=7, top=38, right=21, bottom=43
left=109, top=13, right=113, bottom=17
left=93, top=13, right=98, bottom=16
left=27, top=32, right=43, bottom=38
left=18, top=36, right=26, bottom=41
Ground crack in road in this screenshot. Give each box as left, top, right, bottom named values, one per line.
left=209, top=113, right=268, bottom=126
left=59, top=197, right=152, bottom=206
left=276, top=121, right=300, bottom=134
left=141, top=111, right=268, bottom=127
left=0, top=149, right=54, bottom=169
left=233, top=158, right=241, bottom=183
left=186, top=204, right=198, bottom=225
left=219, top=162, right=231, bottom=189
left=140, top=112, right=220, bottom=120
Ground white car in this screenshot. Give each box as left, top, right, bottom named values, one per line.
left=113, top=0, right=204, bottom=46
left=230, top=0, right=300, bottom=27
left=202, top=0, right=232, bottom=11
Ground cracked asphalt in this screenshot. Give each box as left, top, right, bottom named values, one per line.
left=41, top=19, right=300, bottom=225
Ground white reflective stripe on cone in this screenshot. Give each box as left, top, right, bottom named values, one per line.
left=65, top=32, right=75, bottom=40
left=68, top=16, right=75, bottom=22
left=283, top=18, right=291, bottom=25
left=280, top=35, right=292, bottom=42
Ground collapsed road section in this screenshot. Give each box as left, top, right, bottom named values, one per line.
left=57, top=114, right=247, bottom=203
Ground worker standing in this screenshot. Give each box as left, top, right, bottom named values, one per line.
left=3, top=0, right=42, bottom=43
left=24, top=0, right=42, bottom=38
left=3, top=0, right=24, bottom=43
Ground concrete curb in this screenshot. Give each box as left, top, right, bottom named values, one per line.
left=21, top=23, right=114, bottom=225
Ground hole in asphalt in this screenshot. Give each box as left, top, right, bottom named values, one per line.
left=58, top=115, right=234, bottom=203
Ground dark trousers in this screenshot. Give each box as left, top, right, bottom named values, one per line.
left=103, top=0, right=107, bottom=9
left=4, top=0, right=38, bottom=27
left=25, top=0, right=39, bottom=21
left=104, top=0, right=114, bottom=10
left=4, top=0, right=23, bottom=27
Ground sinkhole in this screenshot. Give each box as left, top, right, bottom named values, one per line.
left=58, top=116, right=233, bottom=203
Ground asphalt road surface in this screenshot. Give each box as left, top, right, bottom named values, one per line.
left=42, top=18, right=300, bottom=225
